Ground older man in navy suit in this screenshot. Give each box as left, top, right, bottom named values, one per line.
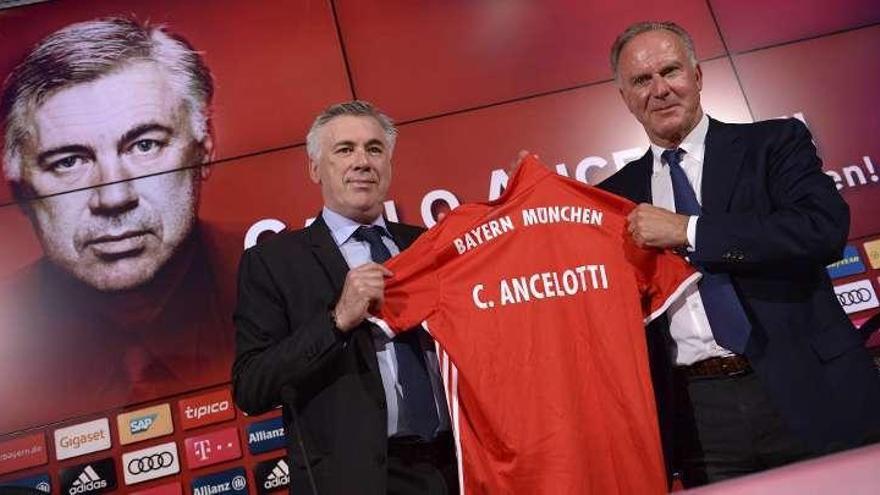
left=599, top=21, right=880, bottom=487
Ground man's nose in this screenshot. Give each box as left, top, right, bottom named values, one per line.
left=351, top=148, right=371, bottom=168
left=88, top=158, right=139, bottom=213
left=649, top=74, right=671, bottom=98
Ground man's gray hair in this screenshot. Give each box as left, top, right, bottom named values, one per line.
left=1, top=17, right=214, bottom=182
left=306, top=100, right=397, bottom=161
left=609, top=21, right=698, bottom=83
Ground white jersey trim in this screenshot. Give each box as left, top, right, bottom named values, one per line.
left=429, top=322, right=464, bottom=495
left=645, top=271, right=702, bottom=325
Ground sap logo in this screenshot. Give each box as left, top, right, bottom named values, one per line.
left=185, top=401, right=230, bottom=421
left=130, top=414, right=158, bottom=434
left=191, top=467, right=247, bottom=495
left=117, top=404, right=173, bottom=445
left=60, top=458, right=116, bottom=495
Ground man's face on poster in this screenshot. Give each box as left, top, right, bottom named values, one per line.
left=18, top=61, right=212, bottom=291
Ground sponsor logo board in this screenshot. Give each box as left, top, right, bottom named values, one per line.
left=827, top=244, right=866, bottom=278
left=117, top=403, right=174, bottom=445
left=834, top=279, right=880, bottom=314
left=254, top=456, right=290, bottom=494
left=864, top=238, right=880, bottom=269
left=178, top=389, right=235, bottom=430
left=130, top=481, right=182, bottom=495
left=121, top=441, right=180, bottom=485
left=0, top=433, right=47, bottom=475
left=247, top=416, right=286, bottom=455
left=54, top=418, right=112, bottom=461
left=191, top=467, right=248, bottom=495
left=2, top=472, right=51, bottom=493
left=60, top=457, right=116, bottom=495
left=184, top=426, right=242, bottom=469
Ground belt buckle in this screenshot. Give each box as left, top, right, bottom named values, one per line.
left=720, top=357, right=748, bottom=377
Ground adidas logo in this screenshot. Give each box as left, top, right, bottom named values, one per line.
left=263, top=459, right=290, bottom=489
left=69, top=465, right=107, bottom=494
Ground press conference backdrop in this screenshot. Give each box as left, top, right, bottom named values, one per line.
left=0, top=0, right=878, bottom=493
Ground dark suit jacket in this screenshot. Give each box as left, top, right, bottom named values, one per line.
left=599, top=117, right=880, bottom=473
left=232, top=214, right=425, bottom=495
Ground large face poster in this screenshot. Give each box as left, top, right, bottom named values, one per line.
left=0, top=0, right=878, bottom=492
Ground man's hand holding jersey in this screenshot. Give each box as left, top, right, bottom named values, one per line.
left=333, top=262, right=393, bottom=332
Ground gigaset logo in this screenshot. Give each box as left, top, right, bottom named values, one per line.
left=54, top=419, right=111, bottom=460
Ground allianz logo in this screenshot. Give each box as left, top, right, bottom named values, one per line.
left=264, top=459, right=290, bottom=489
left=193, top=475, right=247, bottom=495
left=185, top=400, right=230, bottom=420
left=129, top=413, right=158, bottom=434
left=249, top=427, right=284, bottom=443
left=69, top=465, right=107, bottom=495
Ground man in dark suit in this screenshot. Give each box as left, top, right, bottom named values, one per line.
left=599, top=21, right=880, bottom=486
left=232, top=101, right=456, bottom=494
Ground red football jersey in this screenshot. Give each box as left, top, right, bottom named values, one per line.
left=375, top=156, right=699, bottom=494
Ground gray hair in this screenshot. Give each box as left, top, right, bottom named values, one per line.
left=609, top=21, right=698, bottom=83
left=306, top=100, right=397, bottom=161
left=1, top=17, right=214, bottom=182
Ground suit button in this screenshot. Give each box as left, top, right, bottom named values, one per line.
left=375, top=453, right=386, bottom=465
left=379, top=402, right=387, bottom=411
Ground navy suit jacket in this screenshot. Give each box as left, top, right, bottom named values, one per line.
left=232, top=215, right=425, bottom=495
left=599, top=117, right=880, bottom=472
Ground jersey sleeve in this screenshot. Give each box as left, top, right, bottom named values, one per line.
left=372, top=224, right=444, bottom=336
left=625, top=237, right=701, bottom=324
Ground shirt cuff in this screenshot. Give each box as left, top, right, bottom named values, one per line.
left=686, top=216, right=698, bottom=251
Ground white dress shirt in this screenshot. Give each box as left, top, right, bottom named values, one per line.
left=322, top=207, right=450, bottom=436
left=649, top=114, right=734, bottom=365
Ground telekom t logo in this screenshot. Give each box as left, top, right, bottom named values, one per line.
left=184, top=427, right=241, bottom=469
left=192, top=440, right=212, bottom=461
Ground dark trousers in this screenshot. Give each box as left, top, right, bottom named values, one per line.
left=387, top=433, right=459, bottom=495
left=674, top=369, right=814, bottom=487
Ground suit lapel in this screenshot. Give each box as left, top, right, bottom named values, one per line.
left=306, top=215, right=348, bottom=295
left=307, top=214, right=383, bottom=381
left=628, top=150, right=655, bottom=204
left=701, top=118, right=745, bottom=214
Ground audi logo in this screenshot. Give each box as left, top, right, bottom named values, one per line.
left=836, top=288, right=874, bottom=306
left=127, top=452, right=175, bottom=474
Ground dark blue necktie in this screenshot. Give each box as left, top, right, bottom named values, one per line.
left=353, top=225, right=439, bottom=439
left=662, top=148, right=752, bottom=354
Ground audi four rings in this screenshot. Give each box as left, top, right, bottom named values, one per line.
left=837, top=288, right=874, bottom=306
left=128, top=452, right=175, bottom=474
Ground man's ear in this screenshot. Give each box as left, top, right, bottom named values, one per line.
left=198, top=134, right=215, bottom=180
left=695, top=63, right=703, bottom=91
left=308, top=159, right=321, bottom=184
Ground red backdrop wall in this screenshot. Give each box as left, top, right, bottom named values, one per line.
left=0, top=0, right=878, bottom=493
